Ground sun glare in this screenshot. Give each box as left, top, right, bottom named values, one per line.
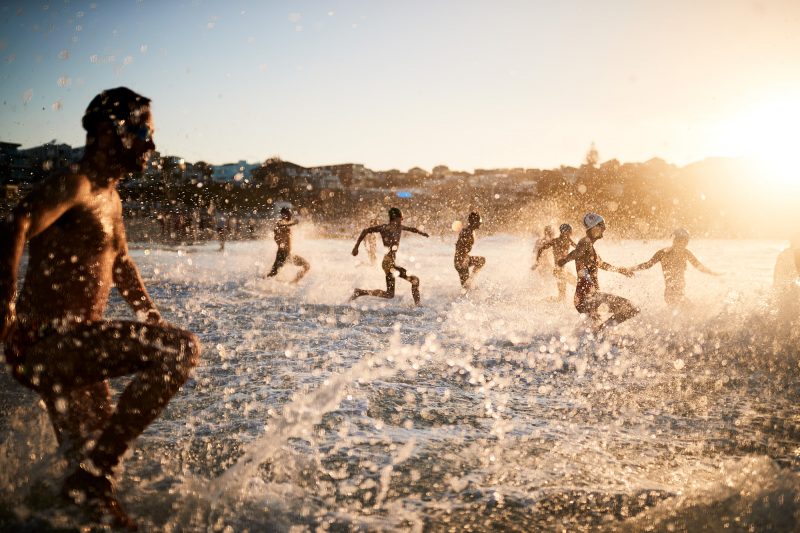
left=714, top=96, right=800, bottom=189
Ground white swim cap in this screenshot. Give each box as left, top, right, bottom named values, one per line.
left=583, top=213, right=605, bottom=230
left=673, top=228, right=690, bottom=240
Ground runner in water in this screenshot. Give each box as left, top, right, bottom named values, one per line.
left=630, top=228, right=719, bottom=306
left=533, top=225, right=556, bottom=270
left=773, top=232, right=800, bottom=322
left=0, top=87, right=200, bottom=529
left=533, top=223, right=577, bottom=302
left=351, top=207, right=429, bottom=305
left=454, top=211, right=486, bottom=289
left=557, top=213, right=638, bottom=332
left=265, top=207, right=310, bottom=283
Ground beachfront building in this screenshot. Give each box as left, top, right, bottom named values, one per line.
left=212, top=160, right=260, bottom=184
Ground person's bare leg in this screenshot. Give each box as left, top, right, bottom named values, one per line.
left=597, top=294, right=639, bottom=331
left=352, top=271, right=396, bottom=300
left=266, top=250, right=287, bottom=278
left=291, top=255, right=310, bottom=284
left=17, top=320, right=199, bottom=526
left=467, top=256, right=485, bottom=289
left=556, top=271, right=567, bottom=302
left=456, top=265, right=470, bottom=288
left=409, top=276, right=420, bottom=305
left=43, top=382, right=113, bottom=465
left=395, top=266, right=420, bottom=306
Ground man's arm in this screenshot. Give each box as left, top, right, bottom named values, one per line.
left=598, top=255, right=635, bottom=277
left=534, top=238, right=556, bottom=265
left=112, top=215, right=161, bottom=323
left=686, top=250, right=718, bottom=275
left=401, top=225, right=429, bottom=237
left=352, top=225, right=381, bottom=255
left=631, top=250, right=664, bottom=271
left=0, top=175, right=85, bottom=340
left=556, top=245, right=579, bottom=268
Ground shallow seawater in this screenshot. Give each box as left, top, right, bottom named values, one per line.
left=1, top=232, right=799, bottom=531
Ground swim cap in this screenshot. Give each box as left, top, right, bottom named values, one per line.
left=468, top=212, right=481, bottom=225
left=559, top=223, right=572, bottom=234
left=388, top=207, right=403, bottom=220
left=83, top=87, right=151, bottom=135
left=673, top=228, right=690, bottom=240
left=583, top=213, right=605, bottom=230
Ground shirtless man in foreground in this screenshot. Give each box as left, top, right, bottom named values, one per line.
left=351, top=207, right=429, bottom=305
left=454, top=211, right=486, bottom=289
left=557, top=213, right=638, bottom=332
left=0, top=87, right=200, bottom=529
left=631, top=228, right=719, bottom=305
left=533, top=222, right=577, bottom=302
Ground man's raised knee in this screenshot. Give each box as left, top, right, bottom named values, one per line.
left=183, top=331, right=201, bottom=369
left=165, top=330, right=200, bottom=382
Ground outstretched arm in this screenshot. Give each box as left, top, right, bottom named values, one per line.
left=686, top=250, right=719, bottom=275
left=352, top=225, right=381, bottom=255
left=402, top=225, right=429, bottom=238
left=534, top=238, right=555, bottom=266
left=556, top=246, right=578, bottom=268
left=113, top=215, right=161, bottom=323
left=631, top=250, right=664, bottom=272
left=598, top=256, right=635, bottom=277
left=0, top=175, right=85, bottom=340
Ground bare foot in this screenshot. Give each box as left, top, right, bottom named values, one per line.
left=62, top=467, right=137, bottom=531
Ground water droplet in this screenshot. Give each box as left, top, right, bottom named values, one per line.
left=55, top=397, right=68, bottom=413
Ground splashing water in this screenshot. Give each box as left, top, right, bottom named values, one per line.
left=1, top=233, right=798, bottom=531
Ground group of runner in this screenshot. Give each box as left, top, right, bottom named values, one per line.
left=1, top=87, right=797, bottom=529
left=268, top=202, right=722, bottom=334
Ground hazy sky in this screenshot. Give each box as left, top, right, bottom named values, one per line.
left=1, top=0, right=799, bottom=171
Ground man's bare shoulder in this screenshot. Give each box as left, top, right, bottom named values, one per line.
left=15, top=170, right=91, bottom=212
left=39, top=170, right=92, bottom=199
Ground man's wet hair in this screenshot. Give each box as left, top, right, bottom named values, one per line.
left=468, top=212, right=481, bottom=225
left=83, top=87, right=151, bottom=136
left=280, top=207, right=292, bottom=217
left=388, top=207, right=402, bottom=220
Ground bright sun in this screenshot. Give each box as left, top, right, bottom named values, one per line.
left=714, top=96, right=800, bottom=188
